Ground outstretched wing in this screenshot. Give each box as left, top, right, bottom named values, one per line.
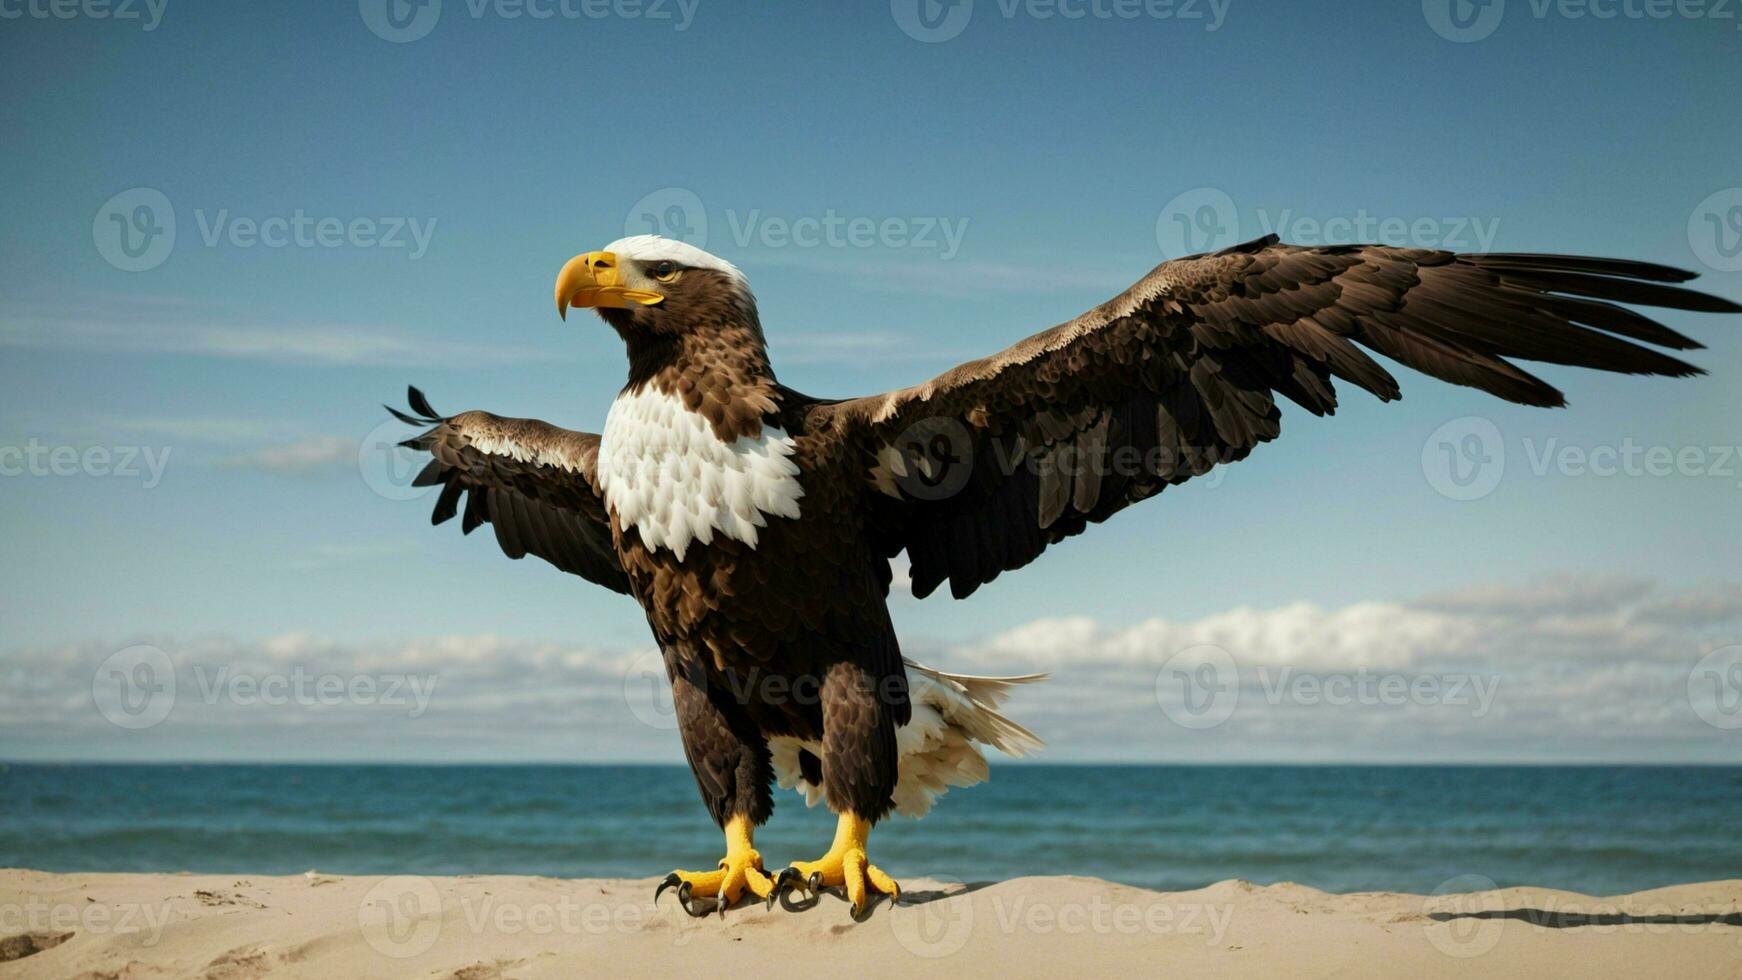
left=390, top=386, right=630, bottom=594
left=813, top=236, right=1738, bottom=600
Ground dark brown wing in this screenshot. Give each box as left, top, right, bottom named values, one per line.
left=390, top=386, right=630, bottom=594
left=811, top=236, right=1738, bottom=601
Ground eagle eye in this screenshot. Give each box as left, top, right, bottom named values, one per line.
left=652, top=260, right=679, bottom=282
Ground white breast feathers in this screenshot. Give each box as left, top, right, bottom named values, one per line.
left=596, top=386, right=803, bottom=561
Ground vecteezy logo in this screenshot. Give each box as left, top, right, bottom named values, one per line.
left=93, top=188, right=176, bottom=272
left=1155, top=644, right=1239, bottom=730
left=358, top=876, right=443, bottom=958
left=624, top=649, right=682, bottom=730
left=1689, top=645, right=1742, bottom=730
left=1422, top=0, right=1505, bottom=42
left=359, top=0, right=442, bottom=42
left=1688, top=188, right=1742, bottom=274
left=1421, top=416, right=1505, bottom=501
left=887, top=874, right=974, bottom=957
left=888, top=417, right=974, bottom=502
left=891, top=0, right=973, bottom=42
left=92, top=645, right=176, bottom=729
left=1155, top=188, right=1239, bottom=259
left=1421, top=874, right=1505, bottom=958
left=624, top=187, right=709, bottom=248
left=358, top=418, right=435, bottom=503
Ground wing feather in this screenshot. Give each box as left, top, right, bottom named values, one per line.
left=811, top=238, right=1737, bottom=600
left=390, top=387, right=629, bottom=594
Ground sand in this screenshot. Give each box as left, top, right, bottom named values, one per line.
left=2, top=869, right=1739, bottom=978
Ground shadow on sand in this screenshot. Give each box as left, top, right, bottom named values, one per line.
left=772, top=880, right=998, bottom=916
left=1430, top=909, right=1742, bottom=929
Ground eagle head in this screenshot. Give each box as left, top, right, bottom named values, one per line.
left=553, top=235, right=755, bottom=342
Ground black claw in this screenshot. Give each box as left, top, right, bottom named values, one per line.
left=851, top=900, right=873, bottom=923
left=655, top=872, right=682, bottom=904
left=676, top=880, right=718, bottom=918
left=770, top=867, right=803, bottom=909
left=807, top=871, right=823, bottom=895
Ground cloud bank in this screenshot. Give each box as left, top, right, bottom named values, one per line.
left=5, top=576, right=1739, bottom=764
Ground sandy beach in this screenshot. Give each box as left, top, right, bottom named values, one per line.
left=3, top=869, right=1739, bottom=978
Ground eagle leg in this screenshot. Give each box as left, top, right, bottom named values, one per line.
left=774, top=812, right=900, bottom=920
left=654, top=814, right=775, bottom=916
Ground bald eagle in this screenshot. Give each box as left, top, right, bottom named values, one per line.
left=390, top=231, right=1737, bottom=918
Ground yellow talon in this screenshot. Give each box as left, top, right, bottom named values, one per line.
left=778, top=812, right=900, bottom=919
left=865, top=862, right=901, bottom=902
left=656, top=815, right=773, bottom=915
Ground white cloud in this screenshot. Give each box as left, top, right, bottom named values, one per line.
left=98, top=416, right=302, bottom=444
left=8, top=576, right=1740, bottom=763
left=4, top=633, right=668, bottom=762
left=1635, top=584, right=1742, bottom=626
left=219, top=435, right=356, bottom=474
left=938, top=576, right=1741, bottom=761
left=0, top=302, right=550, bottom=367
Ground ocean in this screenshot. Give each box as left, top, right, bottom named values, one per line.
left=4, top=764, right=1738, bottom=896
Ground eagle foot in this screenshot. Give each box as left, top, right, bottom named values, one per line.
left=655, top=854, right=775, bottom=917
left=773, top=813, right=900, bottom=920
left=654, top=816, right=774, bottom=917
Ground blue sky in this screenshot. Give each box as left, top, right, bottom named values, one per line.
left=2, top=0, right=1740, bottom=761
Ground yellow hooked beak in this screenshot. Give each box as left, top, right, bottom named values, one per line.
left=554, top=251, right=666, bottom=319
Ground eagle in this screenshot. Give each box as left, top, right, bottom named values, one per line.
left=390, top=231, right=1736, bottom=918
